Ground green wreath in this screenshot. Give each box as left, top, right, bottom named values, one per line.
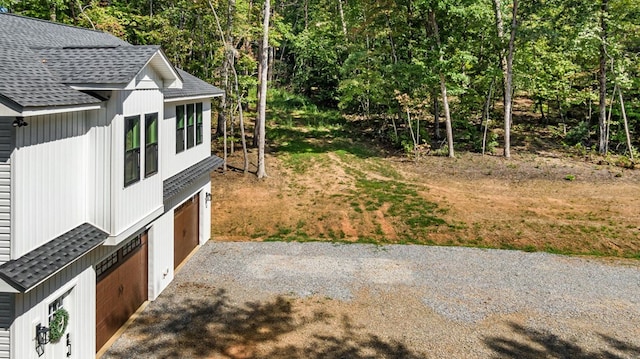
left=49, top=308, right=69, bottom=343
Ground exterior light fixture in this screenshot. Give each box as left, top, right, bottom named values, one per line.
left=12, top=117, right=28, bottom=127
left=205, top=192, right=212, bottom=208
left=35, top=323, right=49, bottom=356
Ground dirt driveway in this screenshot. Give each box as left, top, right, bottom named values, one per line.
left=102, top=241, right=640, bottom=359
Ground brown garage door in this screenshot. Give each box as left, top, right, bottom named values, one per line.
left=96, top=233, right=148, bottom=352
left=174, top=194, right=199, bottom=269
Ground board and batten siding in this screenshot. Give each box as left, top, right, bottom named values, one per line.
left=161, top=101, right=212, bottom=180
left=86, top=106, right=113, bottom=233
left=12, top=248, right=101, bottom=359
left=110, top=89, right=163, bottom=240
left=11, top=113, right=88, bottom=259
left=0, top=118, right=12, bottom=265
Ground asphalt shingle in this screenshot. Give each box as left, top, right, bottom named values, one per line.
left=0, top=223, right=109, bottom=292
left=34, top=46, right=160, bottom=85
left=164, top=155, right=224, bottom=200
left=165, top=69, right=224, bottom=99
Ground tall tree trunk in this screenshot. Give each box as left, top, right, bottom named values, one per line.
left=493, top=0, right=518, bottom=158
left=429, top=11, right=454, bottom=158
left=338, top=0, right=348, bottom=39
left=504, top=0, right=517, bottom=158
left=618, top=90, right=634, bottom=161
left=598, top=0, right=608, bottom=154
left=215, top=0, right=236, bottom=139
left=257, top=0, right=270, bottom=178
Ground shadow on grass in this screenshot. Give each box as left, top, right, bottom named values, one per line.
left=103, top=285, right=427, bottom=359
left=485, top=322, right=640, bottom=359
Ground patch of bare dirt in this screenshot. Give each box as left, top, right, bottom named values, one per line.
left=211, top=146, right=640, bottom=257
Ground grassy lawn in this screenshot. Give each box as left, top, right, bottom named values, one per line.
left=211, top=90, right=640, bottom=259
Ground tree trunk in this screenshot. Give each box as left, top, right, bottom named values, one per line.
left=503, top=0, right=517, bottom=158
left=429, top=11, right=454, bottom=158
left=598, top=0, right=609, bottom=154
left=493, top=0, right=518, bottom=158
left=256, top=0, right=270, bottom=178
left=618, top=90, right=634, bottom=161
left=433, top=93, right=440, bottom=140
left=338, top=0, right=348, bottom=40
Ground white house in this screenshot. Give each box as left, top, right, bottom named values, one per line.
left=0, top=14, right=224, bottom=358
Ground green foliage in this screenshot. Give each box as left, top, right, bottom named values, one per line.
left=564, top=122, right=591, bottom=146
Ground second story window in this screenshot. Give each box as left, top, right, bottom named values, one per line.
left=176, top=102, right=203, bottom=153
left=145, top=113, right=158, bottom=177
left=124, top=115, right=141, bottom=187
left=176, top=105, right=185, bottom=153
left=187, top=104, right=195, bottom=149
left=196, top=103, right=203, bottom=145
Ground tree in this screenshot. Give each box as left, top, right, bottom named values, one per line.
left=493, top=0, right=518, bottom=158
left=256, top=0, right=270, bottom=178
left=598, top=0, right=609, bottom=154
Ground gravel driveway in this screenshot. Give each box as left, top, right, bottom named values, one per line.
left=103, top=242, right=640, bottom=358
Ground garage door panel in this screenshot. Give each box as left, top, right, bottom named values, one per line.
left=174, top=195, right=199, bottom=269
left=96, top=233, right=148, bottom=352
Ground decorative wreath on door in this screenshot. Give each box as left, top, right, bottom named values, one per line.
left=49, top=308, right=69, bottom=343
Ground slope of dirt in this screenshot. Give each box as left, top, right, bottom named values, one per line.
left=210, top=146, right=640, bottom=258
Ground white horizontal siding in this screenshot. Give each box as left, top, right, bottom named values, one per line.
left=0, top=293, right=13, bottom=359
left=12, top=112, right=88, bottom=258
left=0, top=119, right=12, bottom=265
left=161, top=101, right=212, bottom=180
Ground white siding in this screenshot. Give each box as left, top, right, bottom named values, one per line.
left=0, top=119, right=12, bottom=265
left=11, top=113, right=88, bottom=258
left=0, top=294, right=13, bottom=359
left=148, top=212, right=174, bottom=300
left=86, top=106, right=113, bottom=233
left=109, top=89, right=164, bottom=241
left=12, top=251, right=97, bottom=359
left=161, top=101, right=212, bottom=180
left=148, top=180, right=211, bottom=300
left=198, top=181, right=212, bottom=245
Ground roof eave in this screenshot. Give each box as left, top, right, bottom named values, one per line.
left=19, top=103, right=103, bottom=117
left=0, top=277, right=21, bottom=293
left=164, top=93, right=224, bottom=103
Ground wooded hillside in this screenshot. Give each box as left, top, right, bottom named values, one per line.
left=3, top=0, right=639, bottom=160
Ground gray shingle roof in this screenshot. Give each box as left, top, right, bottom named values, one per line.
left=0, top=13, right=219, bottom=110
left=164, top=155, right=224, bottom=200
left=34, top=46, right=160, bottom=85
left=0, top=13, right=128, bottom=48
left=165, top=69, right=224, bottom=99
left=0, top=40, right=105, bottom=108
left=0, top=223, right=108, bottom=292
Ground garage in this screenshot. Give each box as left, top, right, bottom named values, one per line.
left=173, top=193, right=199, bottom=269
left=96, top=233, right=148, bottom=352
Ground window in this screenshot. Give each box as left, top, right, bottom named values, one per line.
left=95, top=234, right=144, bottom=281
left=145, top=113, right=158, bottom=177
left=95, top=252, right=118, bottom=278
left=186, top=103, right=195, bottom=149
left=48, top=297, right=64, bottom=324
left=124, top=115, right=141, bottom=186
left=176, top=105, right=185, bottom=153
left=176, top=102, right=204, bottom=153
left=196, top=103, right=203, bottom=145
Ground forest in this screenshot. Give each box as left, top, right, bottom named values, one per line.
left=2, top=0, right=639, bottom=163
